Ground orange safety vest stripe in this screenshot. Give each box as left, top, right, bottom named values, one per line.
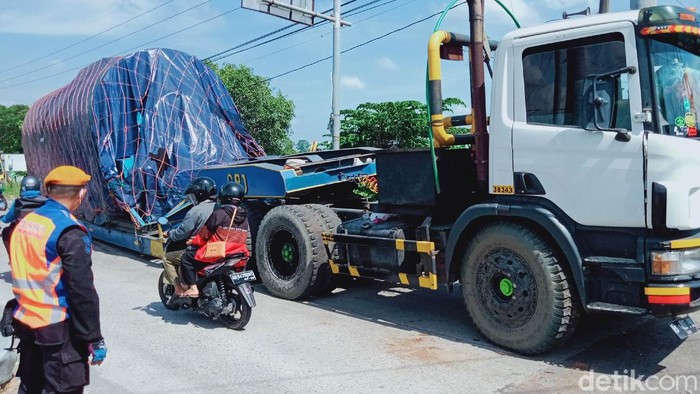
left=10, top=203, right=84, bottom=329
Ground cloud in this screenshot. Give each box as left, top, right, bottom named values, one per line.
left=377, top=57, right=398, bottom=71
left=340, top=75, right=366, bottom=90
left=0, top=0, right=220, bottom=37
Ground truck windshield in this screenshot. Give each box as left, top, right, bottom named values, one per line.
left=650, top=38, right=700, bottom=138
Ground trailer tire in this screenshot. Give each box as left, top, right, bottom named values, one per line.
left=256, top=205, right=328, bottom=300
left=460, top=221, right=580, bottom=355
left=304, top=204, right=341, bottom=295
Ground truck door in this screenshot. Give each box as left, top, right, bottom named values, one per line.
left=511, top=22, right=645, bottom=228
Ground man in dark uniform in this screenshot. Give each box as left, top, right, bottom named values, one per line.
left=9, top=165, right=106, bottom=394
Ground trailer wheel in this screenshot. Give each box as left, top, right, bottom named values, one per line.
left=304, top=204, right=341, bottom=295
left=460, top=222, right=580, bottom=355
left=242, top=200, right=271, bottom=274
left=256, top=205, right=328, bottom=300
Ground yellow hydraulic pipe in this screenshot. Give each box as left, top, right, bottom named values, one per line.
left=428, top=31, right=455, bottom=146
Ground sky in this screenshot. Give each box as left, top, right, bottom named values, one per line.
left=0, top=0, right=691, bottom=146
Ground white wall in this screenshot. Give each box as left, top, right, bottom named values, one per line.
left=1, top=154, right=26, bottom=172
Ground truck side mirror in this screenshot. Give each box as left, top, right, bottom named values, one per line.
left=583, top=75, right=614, bottom=130
left=582, top=66, right=636, bottom=142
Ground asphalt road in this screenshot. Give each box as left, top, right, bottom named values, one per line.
left=0, top=239, right=698, bottom=393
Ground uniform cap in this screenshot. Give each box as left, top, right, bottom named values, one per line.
left=44, top=166, right=91, bottom=187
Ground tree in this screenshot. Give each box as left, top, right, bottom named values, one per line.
left=207, top=62, right=296, bottom=155
left=0, top=104, right=29, bottom=153
left=295, top=139, right=311, bottom=153
left=323, top=98, right=465, bottom=149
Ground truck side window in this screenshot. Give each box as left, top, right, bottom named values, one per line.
left=523, top=33, right=629, bottom=129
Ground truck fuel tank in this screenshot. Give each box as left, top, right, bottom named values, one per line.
left=336, top=216, right=419, bottom=273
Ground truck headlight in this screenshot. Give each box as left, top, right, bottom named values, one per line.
left=652, top=249, right=700, bottom=275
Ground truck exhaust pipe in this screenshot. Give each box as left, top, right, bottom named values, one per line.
left=469, top=0, right=489, bottom=190
left=599, top=0, right=609, bottom=13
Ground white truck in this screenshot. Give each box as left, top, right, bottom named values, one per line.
left=243, top=0, right=700, bottom=355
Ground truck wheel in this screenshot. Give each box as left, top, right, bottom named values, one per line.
left=460, top=222, right=580, bottom=355
left=256, top=205, right=328, bottom=300
left=304, top=204, right=341, bottom=295
left=242, top=200, right=270, bottom=274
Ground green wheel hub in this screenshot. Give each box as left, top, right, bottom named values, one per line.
left=281, top=243, right=295, bottom=263
left=499, top=278, right=514, bottom=297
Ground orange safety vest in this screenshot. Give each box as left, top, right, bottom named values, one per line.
left=9, top=199, right=89, bottom=329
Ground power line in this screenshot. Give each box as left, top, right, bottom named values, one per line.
left=117, top=7, right=242, bottom=56
left=1, top=4, right=241, bottom=90
left=0, top=0, right=177, bottom=75
left=204, top=0, right=402, bottom=62
left=239, top=0, right=418, bottom=65
left=0, top=0, right=213, bottom=85
left=266, top=1, right=468, bottom=82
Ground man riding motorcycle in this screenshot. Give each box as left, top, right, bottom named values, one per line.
left=178, top=182, right=249, bottom=298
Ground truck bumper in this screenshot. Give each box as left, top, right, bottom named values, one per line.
left=646, top=284, right=700, bottom=316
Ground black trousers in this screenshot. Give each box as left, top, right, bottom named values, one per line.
left=15, top=320, right=89, bottom=394
left=179, top=247, right=208, bottom=285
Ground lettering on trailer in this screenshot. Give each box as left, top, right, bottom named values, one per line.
left=226, top=173, right=249, bottom=193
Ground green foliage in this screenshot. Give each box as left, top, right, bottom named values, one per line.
left=207, top=62, right=296, bottom=156
left=0, top=104, right=29, bottom=153
left=2, top=181, right=20, bottom=199
left=322, top=98, right=466, bottom=149
left=295, top=139, right=311, bottom=153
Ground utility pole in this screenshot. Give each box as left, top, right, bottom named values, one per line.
left=243, top=1, right=350, bottom=151
left=331, top=0, right=342, bottom=150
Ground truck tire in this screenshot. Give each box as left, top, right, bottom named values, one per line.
left=242, top=200, right=270, bottom=274
left=256, top=205, right=328, bottom=300
left=304, top=204, right=341, bottom=295
left=460, top=221, right=580, bottom=355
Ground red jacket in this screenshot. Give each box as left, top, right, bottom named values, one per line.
left=190, top=204, right=249, bottom=263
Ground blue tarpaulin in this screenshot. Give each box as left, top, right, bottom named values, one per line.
left=23, top=48, right=264, bottom=225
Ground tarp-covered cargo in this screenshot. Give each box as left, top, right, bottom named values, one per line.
left=22, top=48, right=264, bottom=224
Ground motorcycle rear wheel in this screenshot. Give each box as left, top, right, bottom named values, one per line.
left=220, top=283, right=252, bottom=330
left=158, top=271, right=181, bottom=311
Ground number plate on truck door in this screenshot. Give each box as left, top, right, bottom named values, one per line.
left=669, top=315, right=699, bottom=339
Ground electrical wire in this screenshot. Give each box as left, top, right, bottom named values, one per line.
left=0, top=0, right=213, bottom=85
left=1, top=0, right=396, bottom=89
left=0, top=0, right=177, bottom=75
left=117, top=7, right=242, bottom=56
left=266, top=2, right=469, bottom=82
left=205, top=0, right=394, bottom=62
left=240, top=0, right=418, bottom=65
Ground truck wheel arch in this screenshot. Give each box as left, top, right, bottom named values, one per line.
left=445, top=203, right=586, bottom=309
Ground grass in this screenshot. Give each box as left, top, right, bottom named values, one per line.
left=1, top=182, right=20, bottom=199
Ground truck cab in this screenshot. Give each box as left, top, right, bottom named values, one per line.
left=482, top=5, right=700, bottom=321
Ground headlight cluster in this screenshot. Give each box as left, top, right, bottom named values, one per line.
left=652, top=249, right=700, bottom=275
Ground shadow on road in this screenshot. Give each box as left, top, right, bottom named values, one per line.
left=94, top=241, right=687, bottom=378
left=280, top=275, right=684, bottom=377
left=138, top=301, right=243, bottom=331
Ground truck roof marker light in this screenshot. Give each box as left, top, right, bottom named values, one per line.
left=679, top=13, right=696, bottom=22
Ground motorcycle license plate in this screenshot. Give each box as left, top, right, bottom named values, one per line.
left=228, top=270, right=256, bottom=284
left=669, top=315, right=699, bottom=339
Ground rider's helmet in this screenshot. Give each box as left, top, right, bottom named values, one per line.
left=218, top=182, right=245, bottom=205
left=185, top=177, right=217, bottom=203
left=20, top=175, right=41, bottom=195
